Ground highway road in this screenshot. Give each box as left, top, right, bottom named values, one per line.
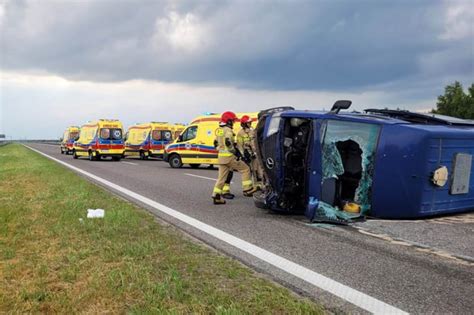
left=26, top=143, right=474, bottom=314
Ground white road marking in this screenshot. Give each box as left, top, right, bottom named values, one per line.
left=185, top=173, right=234, bottom=184
left=121, top=161, right=138, bottom=166
left=185, top=173, right=216, bottom=181
left=25, top=145, right=407, bottom=315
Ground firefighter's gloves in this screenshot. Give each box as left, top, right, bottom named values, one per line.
left=243, top=150, right=252, bottom=164
left=234, top=150, right=242, bottom=161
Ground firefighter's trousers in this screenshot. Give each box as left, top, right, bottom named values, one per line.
left=213, top=158, right=253, bottom=197
left=250, top=158, right=264, bottom=188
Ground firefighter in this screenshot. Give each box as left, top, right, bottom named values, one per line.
left=236, top=115, right=264, bottom=189
left=212, top=111, right=256, bottom=205
left=214, top=121, right=235, bottom=200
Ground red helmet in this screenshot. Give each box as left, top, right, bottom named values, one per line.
left=221, top=111, right=237, bottom=124
left=240, top=115, right=252, bottom=124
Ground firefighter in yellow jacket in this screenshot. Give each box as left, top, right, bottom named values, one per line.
left=212, top=111, right=256, bottom=204
left=236, top=115, right=264, bottom=189
left=214, top=121, right=235, bottom=200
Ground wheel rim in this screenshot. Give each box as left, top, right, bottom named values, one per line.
left=171, top=157, right=180, bottom=167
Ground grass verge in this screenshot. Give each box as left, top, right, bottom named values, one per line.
left=0, top=144, right=324, bottom=313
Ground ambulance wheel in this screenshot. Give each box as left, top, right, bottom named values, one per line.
left=140, top=151, right=148, bottom=160
left=73, top=150, right=78, bottom=159
left=88, top=151, right=98, bottom=161
left=169, top=154, right=182, bottom=168
left=190, top=164, right=201, bottom=169
left=112, top=156, right=121, bottom=161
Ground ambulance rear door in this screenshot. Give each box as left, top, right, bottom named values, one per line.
left=151, top=128, right=172, bottom=152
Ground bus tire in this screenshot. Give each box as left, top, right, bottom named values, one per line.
left=190, top=164, right=201, bottom=169
left=169, top=154, right=182, bottom=168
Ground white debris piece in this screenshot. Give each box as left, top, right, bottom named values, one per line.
left=87, top=209, right=105, bottom=218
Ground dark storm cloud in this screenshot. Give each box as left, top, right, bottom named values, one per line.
left=0, top=0, right=472, bottom=91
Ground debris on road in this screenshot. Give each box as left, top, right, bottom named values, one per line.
left=87, top=208, right=105, bottom=218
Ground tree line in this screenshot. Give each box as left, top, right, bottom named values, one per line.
left=432, top=81, right=474, bottom=120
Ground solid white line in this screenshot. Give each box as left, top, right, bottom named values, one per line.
left=121, top=161, right=138, bottom=166
left=24, top=144, right=407, bottom=315
left=184, top=173, right=216, bottom=181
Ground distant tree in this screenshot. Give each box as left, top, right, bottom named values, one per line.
left=432, top=81, right=474, bottom=119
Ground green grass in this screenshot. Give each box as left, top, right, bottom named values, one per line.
left=0, top=144, right=324, bottom=314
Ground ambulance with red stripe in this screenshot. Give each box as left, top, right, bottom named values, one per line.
left=73, top=119, right=125, bottom=161
left=164, top=112, right=258, bottom=168
left=124, top=122, right=183, bottom=159
left=60, top=126, right=80, bottom=155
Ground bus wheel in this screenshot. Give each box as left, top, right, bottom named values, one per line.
left=73, top=150, right=78, bottom=159
left=169, top=154, right=182, bottom=168
left=190, top=164, right=201, bottom=169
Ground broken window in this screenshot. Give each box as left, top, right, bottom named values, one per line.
left=321, top=120, right=380, bottom=214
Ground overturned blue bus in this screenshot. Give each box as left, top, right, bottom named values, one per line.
left=253, top=101, right=474, bottom=221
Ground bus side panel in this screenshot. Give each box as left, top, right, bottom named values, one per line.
left=420, top=137, right=474, bottom=215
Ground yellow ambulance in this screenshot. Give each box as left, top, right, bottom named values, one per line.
left=73, top=119, right=125, bottom=161
left=172, top=123, right=186, bottom=140
left=60, top=126, right=80, bottom=155
left=164, top=112, right=258, bottom=168
left=124, top=122, right=178, bottom=159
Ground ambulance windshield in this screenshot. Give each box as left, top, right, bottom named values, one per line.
left=69, top=132, right=79, bottom=140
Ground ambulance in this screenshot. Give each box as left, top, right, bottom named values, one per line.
left=172, top=123, right=186, bottom=140
left=73, top=119, right=125, bottom=161
left=124, top=122, right=179, bottom=159
left=60, top=126, right=80, bottom=155
left=164, top=112, right=258, bottom=168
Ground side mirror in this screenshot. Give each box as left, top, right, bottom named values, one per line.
left=330, top=100, right=352, bottom=114
left=59, top=137, right=63, bottom=142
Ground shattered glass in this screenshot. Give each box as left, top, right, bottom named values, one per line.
left=307, top=197, right=362, bottom=224
left=321, top=120, right=380, bottom=214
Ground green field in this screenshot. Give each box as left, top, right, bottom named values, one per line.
left=0, top=144, right=324, bottom=314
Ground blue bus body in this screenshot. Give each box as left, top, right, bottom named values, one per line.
left=254, top=107, right=474, bottom=219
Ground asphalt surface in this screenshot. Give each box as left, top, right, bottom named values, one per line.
left=27, top=143, right=474, bottom=314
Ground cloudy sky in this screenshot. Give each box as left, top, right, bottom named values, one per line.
left=0, top=0, right=473, bottom=139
